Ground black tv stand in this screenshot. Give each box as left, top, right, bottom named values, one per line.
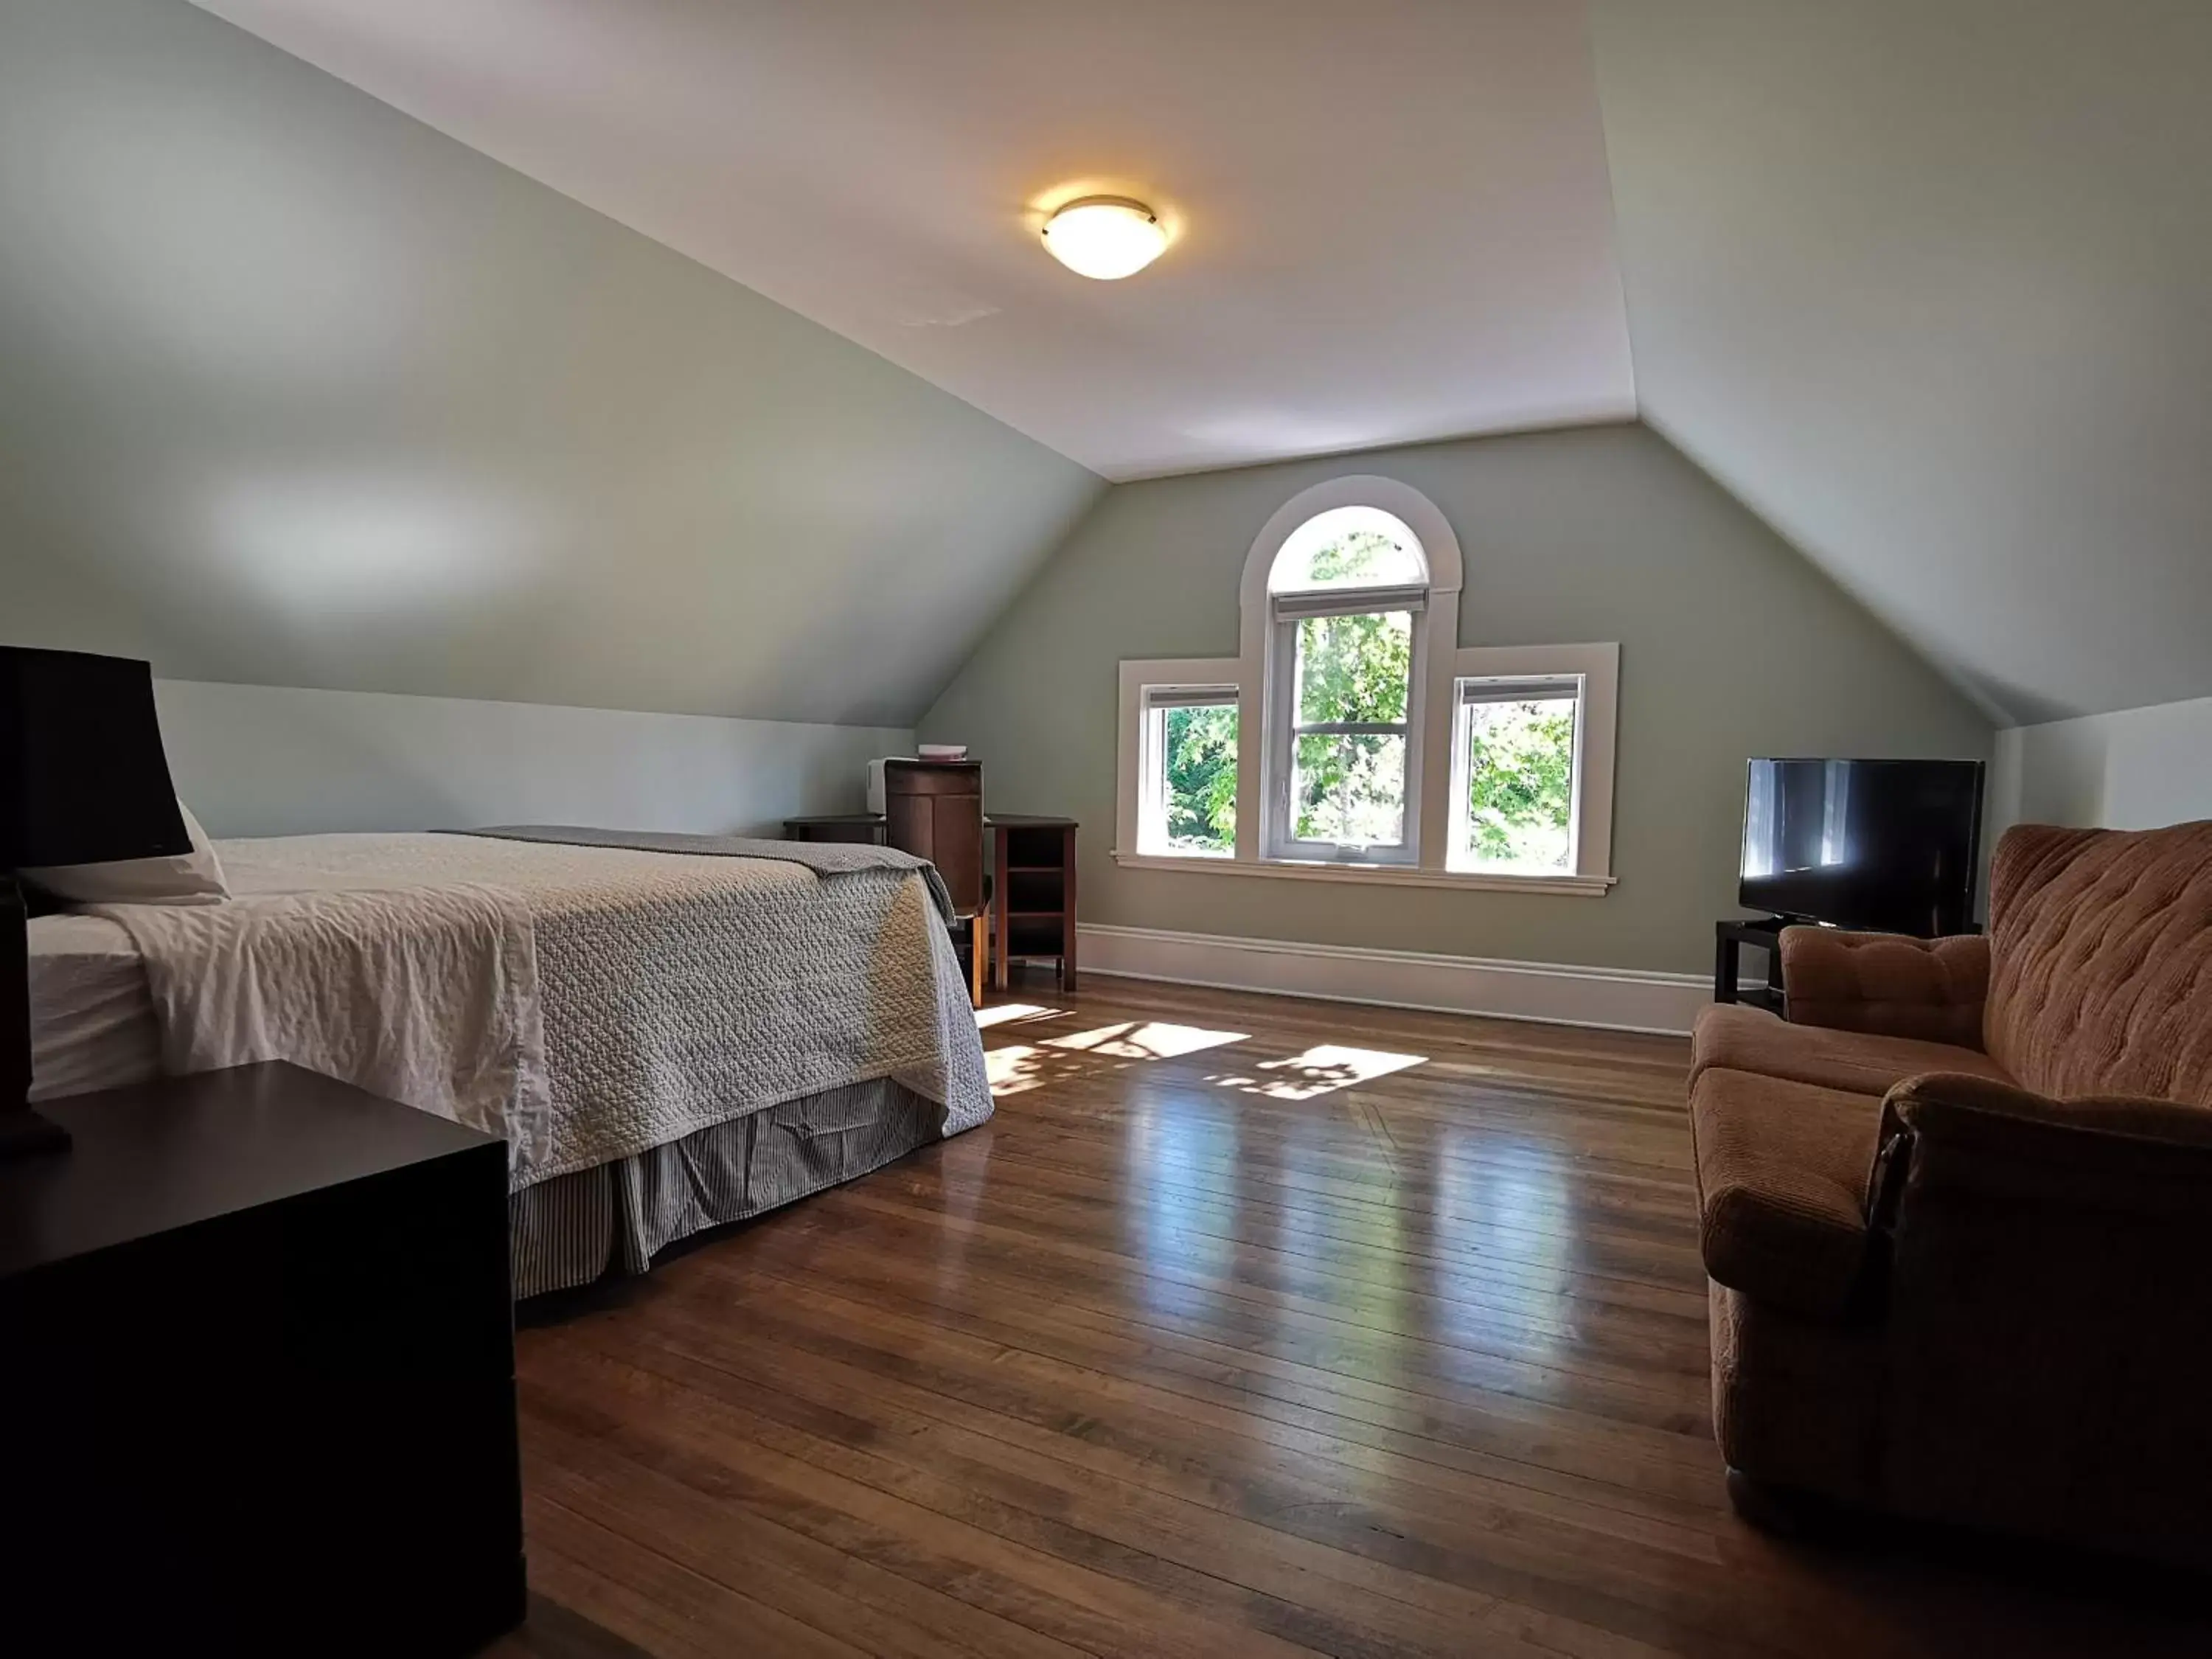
left=1714, top=917, right=1792, bottom=1015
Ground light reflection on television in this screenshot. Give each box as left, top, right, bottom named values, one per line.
left=1739, top=758, right=1983, bottom=936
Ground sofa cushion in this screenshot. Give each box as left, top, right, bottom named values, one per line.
left=1691, top=1003, right=2012, bottom=1099
left=1690, top=1066, right=1884, bottom=1320
left=1987, top=821, right=2212, bottom=1106
left=1779, top=928, right=1989, bottom=1048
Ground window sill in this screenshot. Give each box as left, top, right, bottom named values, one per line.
left=1111, top=850, right=1615, bottom=896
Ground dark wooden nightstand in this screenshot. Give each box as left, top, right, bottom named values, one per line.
left=0, top=1062, right=524, bottom=1657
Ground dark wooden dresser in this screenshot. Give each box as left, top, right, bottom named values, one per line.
left=0, top=1062, right=524, bottom=1657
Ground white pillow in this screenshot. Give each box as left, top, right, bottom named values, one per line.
left=21, top=800, right=231, bottom=906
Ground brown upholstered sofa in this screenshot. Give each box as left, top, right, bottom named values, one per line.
left=1688, top=820, right=2212, bottom=1569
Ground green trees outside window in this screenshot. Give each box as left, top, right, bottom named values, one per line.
left=1159, top=703, right=1237, bottom=854
left=1462, top=696, right=1576, bottom=868
left=1290, top=609, right=1412, bottom=846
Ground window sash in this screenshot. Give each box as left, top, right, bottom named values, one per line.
left=1272, top=582, right=1429, bottom=623
left=1449, top=674, right=1585, bottom=874
left=1271, top=611, right=1419, bottom=862
left=1145, top=684, right=1237, bottom=711
left=1293, top=720, right=1408, bottom=737
left=1281, top=728, right=1413, bottom=857
left=1458, top=675, right=1579, bottom=706
left=1141, top=686, right=1239, bottom=858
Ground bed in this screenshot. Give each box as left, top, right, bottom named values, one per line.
left=26, top=829, right=993, bottom=1297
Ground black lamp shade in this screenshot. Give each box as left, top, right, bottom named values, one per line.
left=1, top=648, right=189, bottom=868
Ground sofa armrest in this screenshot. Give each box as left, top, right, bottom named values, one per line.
left=1867, top=1073, right=2212, bottom=1557
left=1879, top=1071, right=2212, bottom=1212
left=1781, top=928, right=1987, bottom=1048
left=1691, top=1069, right=1877, bottom=1321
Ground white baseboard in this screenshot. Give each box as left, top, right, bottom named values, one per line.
left=1077, top=923, right=1716, bottom=1037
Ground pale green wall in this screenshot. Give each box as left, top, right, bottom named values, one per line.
left=0, top=0, right=1101, bottom=728
left=920, top=423, right=1994, bottom=975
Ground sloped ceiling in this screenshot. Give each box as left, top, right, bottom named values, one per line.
left=13, top=2, right=2205, bottom=731
left=189, top=0, right=1637, bottom=482
left=1587, top=0, right=2212, bottom=724
left=1, top=0, right=1101, bottom=727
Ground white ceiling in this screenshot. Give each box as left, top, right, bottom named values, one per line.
left=191, top=0, right=1638, bottom=481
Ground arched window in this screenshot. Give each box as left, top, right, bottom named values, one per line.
left=1115, top=473, right=1615, bottom=892
left=1261, top=504, right=1434, bottom=862
left=1239, top=479, right=1460, bottom=866
left=1267, top=507, right=1428, bottom=593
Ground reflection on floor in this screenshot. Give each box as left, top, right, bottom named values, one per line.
left=495, top=978, right=2206, bottom=1659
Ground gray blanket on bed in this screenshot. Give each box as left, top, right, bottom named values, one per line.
left=463, top=824, right=956, bottom=921
left=99, top=832, right=992, bottom=1189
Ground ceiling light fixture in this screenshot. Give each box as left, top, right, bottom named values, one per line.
left=1040, top=196, right=1167, bottom=280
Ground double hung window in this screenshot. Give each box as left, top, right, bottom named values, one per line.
left=1263, top=507, right=1431, bottom=864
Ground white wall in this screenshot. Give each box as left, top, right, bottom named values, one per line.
left=155, top=680, right=908, bottom=839
left=1987, top=695, right=2212, bottom=841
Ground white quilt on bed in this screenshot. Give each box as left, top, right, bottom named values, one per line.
left=94, top=833, right=992, bottom=1186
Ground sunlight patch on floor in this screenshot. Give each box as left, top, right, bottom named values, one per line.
left=1206, top=1043, right=1427, bottom=1101
left=1043, top=1021, right=1248, bottom=1060
left=974, top=1002, right=1066, bottom=1029
left=984, top=1021, right=1248, bottom=1096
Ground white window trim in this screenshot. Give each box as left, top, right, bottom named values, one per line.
left=1110, top=479, right=1618, bottom=897
left=1106, top=850, right=1616, bottom=896
left=1239, top=476, right=1463, bottom=870
left=1116, top=658, right=1242, bottom=860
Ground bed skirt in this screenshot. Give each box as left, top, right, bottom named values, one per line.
left=509, top=1077, right=942, bottom=1299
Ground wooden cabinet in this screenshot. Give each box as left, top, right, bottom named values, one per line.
left=882, top=760, right=986, bottom=917
left=991, top=815, right=1078, bottom=992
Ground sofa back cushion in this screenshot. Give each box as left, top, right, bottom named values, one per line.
left=1986, top=822, right=2212, bottom=1105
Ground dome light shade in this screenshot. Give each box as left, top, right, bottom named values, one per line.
left=1040, top=196, right=1167, bottom=279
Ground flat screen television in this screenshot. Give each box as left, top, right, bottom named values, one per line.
left=1739, top=758, right=1985, bottom=936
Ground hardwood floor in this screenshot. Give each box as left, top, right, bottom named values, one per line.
left=493, top=978, right=2205, bottom=1658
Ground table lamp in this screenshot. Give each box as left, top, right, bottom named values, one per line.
left=1, top=647, right=189, bottom=1158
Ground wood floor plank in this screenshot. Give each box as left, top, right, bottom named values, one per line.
left=536, top=1340, right=1549, bottom=1659
left=745, top=1194, right=1714, bottom=1435
left=809, top=1184, right=1711, bottom=1389
left=509, top=978, right=2210, bottom=1659
left=694, top=1213, right=1720, bottom=1496
left=832, top=1177, right=1714, bottom=1369
left=683, top=1251, right=1726, bottom=1523
left=524, top=1363, right=1336, bottom=1659
left=525, top=1421, right=1093, bottom=1659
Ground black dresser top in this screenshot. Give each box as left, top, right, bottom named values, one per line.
left=0, top=1061, right=500, bottom=1278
